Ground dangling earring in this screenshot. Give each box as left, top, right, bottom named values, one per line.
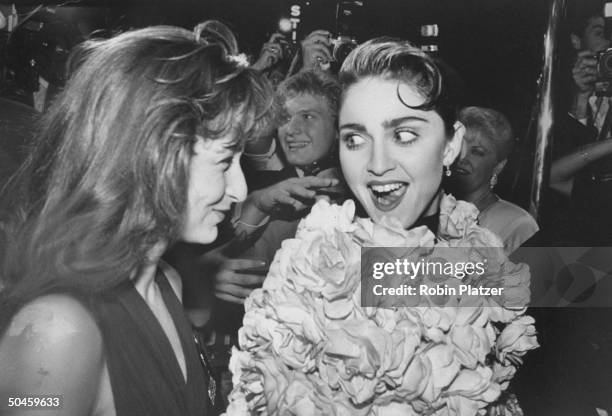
left=444, top=165, right=452, bottom=177
left=490, top=173, right=498, bottom=188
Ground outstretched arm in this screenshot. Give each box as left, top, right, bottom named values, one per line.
left=549, top=139, right=612, bottom=196
left=233, top=176, right=340, bottom=241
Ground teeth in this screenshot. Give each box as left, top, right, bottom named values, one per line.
left=371, top=183, right=404, bottom=193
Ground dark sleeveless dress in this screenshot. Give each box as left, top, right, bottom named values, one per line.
left=90, top=269, right=215, bottom=416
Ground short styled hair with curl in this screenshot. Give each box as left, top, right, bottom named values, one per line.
left=339, top=37, right=461, bottom=137
left=459, top=106, right=515, bottom=162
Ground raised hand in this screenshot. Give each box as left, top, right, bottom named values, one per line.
left=213, top=257, right=267, bottom=304
left=300, top=30, right=333, bottom=71
left=198, top=243, right=268, bottom=304
left=252, top=33, right=288, bottom=71
left=572, top=50, right=598, bottom=93
left=251, top=176, right=340, bottom=214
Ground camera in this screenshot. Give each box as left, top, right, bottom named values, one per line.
left=595, top=2, right=612, bottom=96
left=315, top=35, right=357, bottom=72
left=311, top=35, right=357, bottom=72
left=330, top=35, right=358, bottom=64
left=326, top=0, right=363, bottom=71
left=595, top=48, right=612, bottom=96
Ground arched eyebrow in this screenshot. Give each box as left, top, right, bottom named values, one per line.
left=339, top=122, right=367, bottom=132
left=340, top=116, right=428, bottom=133
left=382, top=116, right=428, bottom=130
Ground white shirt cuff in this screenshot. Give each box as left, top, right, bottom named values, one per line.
left=244, top=139, right=285, bottom=171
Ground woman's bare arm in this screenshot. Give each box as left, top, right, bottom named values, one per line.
left=0, top=294, right=105, bottom=416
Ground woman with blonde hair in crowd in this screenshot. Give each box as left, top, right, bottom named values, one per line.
left=447, top=106, right=538, bottom=254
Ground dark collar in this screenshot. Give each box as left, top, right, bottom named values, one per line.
left=299, top=155, right=337, bottom=177
left=412, top=212, right=440, bottom=234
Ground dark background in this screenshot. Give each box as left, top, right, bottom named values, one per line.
left=4, top=0, right=557, bottom=205
left=10, top=0, right=550, bottom=129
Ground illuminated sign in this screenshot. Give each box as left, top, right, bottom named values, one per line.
left=290, top=4, right=301, bottom=42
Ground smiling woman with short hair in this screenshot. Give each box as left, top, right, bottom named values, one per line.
left=447, top=106, right=538, bottom=254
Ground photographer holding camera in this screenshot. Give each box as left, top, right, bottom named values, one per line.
left=251, top=33, right=288, bottom=72
left=245, top=29, right=346, bottom=176
left=245, top=30, right=334, bottom=174
left=251, top=29, right=355, bottom=84
left=300, top=29, right=334, bottom=71
left=549, top=0, right=612, bottom=244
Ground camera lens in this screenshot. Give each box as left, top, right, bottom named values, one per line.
left=332, top=37, right=358, bottom=65
left=599, top=49, right=612, bottom=77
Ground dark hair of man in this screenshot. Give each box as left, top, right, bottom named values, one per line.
left=567, top=0, right=604, bottom=37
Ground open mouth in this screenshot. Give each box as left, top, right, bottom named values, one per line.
left=368, top=181, right=408, bottom=212
left=286, top=142, right=310, bottom=151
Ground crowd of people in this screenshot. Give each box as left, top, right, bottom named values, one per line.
left=1, top=1, right=612, bottom=415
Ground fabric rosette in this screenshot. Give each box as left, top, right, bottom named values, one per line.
left=224, top=195, right=537, bottom=416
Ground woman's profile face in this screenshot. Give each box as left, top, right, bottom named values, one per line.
left=181, top=133, right=247, bottom=244
left=339, top=76, right=461, bottom=229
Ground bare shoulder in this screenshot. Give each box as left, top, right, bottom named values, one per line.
left=0, top=294, right=105, bottom=415
left=2, top=294, right=102, bottom=352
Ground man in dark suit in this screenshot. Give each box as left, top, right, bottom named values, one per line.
left=548, top=0, right=612, bottom=245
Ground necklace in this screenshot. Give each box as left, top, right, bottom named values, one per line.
left=193, top=332, right=217, bottom=407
